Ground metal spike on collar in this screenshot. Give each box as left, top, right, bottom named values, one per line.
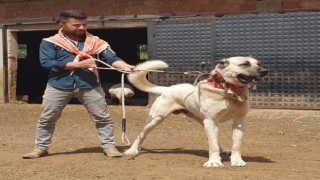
left=231, top=93, right=247, bottom=102
left=237, top=95, right=247, bottom=102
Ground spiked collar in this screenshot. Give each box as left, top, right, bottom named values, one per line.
left=207, top=70, right=246, bottom=94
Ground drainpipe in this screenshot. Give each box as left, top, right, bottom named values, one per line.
left=2, top=24, right=9, bottom=103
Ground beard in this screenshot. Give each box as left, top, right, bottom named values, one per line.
left=63, top=29, right=86, bottom=38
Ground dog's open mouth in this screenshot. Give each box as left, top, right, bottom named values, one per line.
left=237, top=74, right=262, bottom=84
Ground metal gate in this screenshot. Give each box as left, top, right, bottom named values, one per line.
left=147, top=16, right=215, bottom=86
left=148, top=12, right=320, bottom=109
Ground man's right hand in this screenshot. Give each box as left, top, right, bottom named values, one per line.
left=65, top=58, right=97, bottom=70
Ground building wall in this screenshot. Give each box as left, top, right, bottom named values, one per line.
left=0, top=0, right=320, bottom=22
left=1, top=0, right=320, bottom=103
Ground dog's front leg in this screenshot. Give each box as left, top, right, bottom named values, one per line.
left=203, top=118, right=223, bottom=167
left=230, top=119, right=246, bottom=167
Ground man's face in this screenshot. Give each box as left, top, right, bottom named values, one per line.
left=60, top=18, right=87, bottom=37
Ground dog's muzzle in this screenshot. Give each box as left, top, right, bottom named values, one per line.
left=237, top=69, right=268, bottom=84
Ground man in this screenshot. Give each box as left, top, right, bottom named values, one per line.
left=23, top=10, right=135, bottom=159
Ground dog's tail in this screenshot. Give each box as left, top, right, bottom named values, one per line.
left=128, top=60, right=168, bottom=95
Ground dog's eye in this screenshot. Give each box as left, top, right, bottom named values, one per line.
left=240, top=61, right=251, bottom=67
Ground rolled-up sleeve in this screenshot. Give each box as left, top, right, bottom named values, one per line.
left=39, top=40, right=68, bottom=72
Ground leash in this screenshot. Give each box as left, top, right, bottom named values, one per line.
left=121, top=73, right=130, bottom=145
left=94, top=58, right=131, bottom=145
left=93, top=58, right=209, bottom=145
left=94, top=58, right=170, bottom=145
left=95, top=58, right=165, bottom=73
left=292, top=116, right=320, bottom=124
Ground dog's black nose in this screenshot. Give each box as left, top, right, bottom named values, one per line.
left=260, top=69, right=268, bottom=77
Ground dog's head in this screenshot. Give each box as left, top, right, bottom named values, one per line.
left=214, top=56, right=268, bottom=86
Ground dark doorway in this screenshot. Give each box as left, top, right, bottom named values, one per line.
left=17, top=28, right=148, bottom=105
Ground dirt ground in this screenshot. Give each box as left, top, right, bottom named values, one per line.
left=0, top=103, right=319, bottom=180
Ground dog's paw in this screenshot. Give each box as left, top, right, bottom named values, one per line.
left=123, top=149, right=139, bottom=156
left=231, top=159, right=246, bottom=167
left=203, top=160, right=224, bottom=168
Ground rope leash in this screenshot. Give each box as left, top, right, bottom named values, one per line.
left=94, top=58, right=167, bottom=145
left=292, top=116, right=320, bottom=124
left=95, top=58, right=165, bottom=73
left=93, top=58, right=131, bottom=145
left=94, top=58, right=209, bottom=145
left=121, top=73, right=130, bottom=145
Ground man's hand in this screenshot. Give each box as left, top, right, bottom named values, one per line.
left=78, top=59, right=97, bottom=69
left=112, top=60, right=136, bottom=72
left=65, top=58, right=96, bottom=70
left=124, top=65, right=136, bottom=72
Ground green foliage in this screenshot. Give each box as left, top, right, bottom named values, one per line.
left=138, top=44, right=148, bottom=61
left=18, top=44, right=27, bottom=59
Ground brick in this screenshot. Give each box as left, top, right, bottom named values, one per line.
left=177, top=0, right=195, bottom=5
left=188, top=5, right=207, bottom=13
left=130, top=0, right=145, bottom=6
left=94, top=6, right=112, bottom=16
left=141, top=7, right=159, bottom=14
left=299, top=0, right=320, bottom=9
left=172, top=5, right=190, bottom=13
left=256, top=0, right=281, bottom=13
left=40, top=7, right=55, bottom=17
left=212, top=3, right=241, bottom=13
left=282, top=0, right=300, bottom=10
left=158, top=5, right=174, bottom=13
left=160, top=0, right=178, bottom=6
left=213, top=0, right=249, bottom=3
left=27, top=11, right=42, bottom=18
left=195, top=0, right=211, bottom=5
left=56, top=4, right=73, bottom=11
left=115, top=0, right=131, bottom=7
left=145, top=0, right=161, bottom=7
left=111, top=7, right=125, bottom=15
left=239, top=3, right=256, bottom=12
left=125, top=6, right=142, bottom=15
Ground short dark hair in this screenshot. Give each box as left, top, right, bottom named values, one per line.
left=59, top=10, right=87, bottom=23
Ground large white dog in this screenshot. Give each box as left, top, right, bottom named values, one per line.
left=124, top=56, right=268, bottom=167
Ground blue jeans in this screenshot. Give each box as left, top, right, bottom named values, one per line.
left=35, top=84, right=116, bottom=150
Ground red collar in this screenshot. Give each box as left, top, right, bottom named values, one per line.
left=207, top=71, right=245, bottom=94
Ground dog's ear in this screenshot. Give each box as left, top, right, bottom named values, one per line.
left=215, top=59, right=229, bottom=69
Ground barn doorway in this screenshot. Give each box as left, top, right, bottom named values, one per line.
left=16, top=28, right=148, bottom=105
